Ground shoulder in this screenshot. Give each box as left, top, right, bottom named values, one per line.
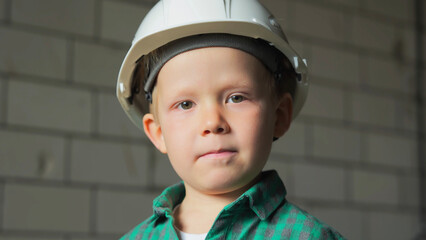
left=272, top=201, right=346, bottom=240
left=119, top=215, right=168, bottom=240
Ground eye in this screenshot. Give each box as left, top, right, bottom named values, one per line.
left=227, top=95, right=245, bottom=103
left=178, top=101, right=194, bottom=110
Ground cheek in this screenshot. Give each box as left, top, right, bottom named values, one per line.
left=235, top=105, right=274, bottom=144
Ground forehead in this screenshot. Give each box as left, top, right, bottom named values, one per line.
left=156, top=47, right=270, bottom=91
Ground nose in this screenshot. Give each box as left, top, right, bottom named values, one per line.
left=200, top=105, right=230, bottom=136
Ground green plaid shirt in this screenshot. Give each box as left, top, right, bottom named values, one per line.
left=120, top=170, right=345, bottom=240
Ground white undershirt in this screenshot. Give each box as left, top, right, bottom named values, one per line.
left=175, top=229, right=208, bottom=240
left=173, top=204, right=208, bottom=240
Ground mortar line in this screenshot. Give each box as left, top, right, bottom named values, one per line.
left=66, top=38, right=75, bottom=84
left=89, top=186, right=98, bottom=236
left=63, top=135, right=72, bottom=184
left=91, top=90, right=100, bottom=136
left=0, top=77, right=8, bottom=125
left=0, top=179, right=5, bottom=231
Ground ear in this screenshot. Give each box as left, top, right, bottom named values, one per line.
left=142, top=113, right=167, bottom=154
left=274, top=93, right=293, bottom=138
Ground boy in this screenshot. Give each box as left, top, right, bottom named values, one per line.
left=116, top=0, right=345, bottom=239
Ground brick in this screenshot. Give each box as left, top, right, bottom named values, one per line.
left=369, top=211, right=419, bottom=240
left=311, top=208, right=364, bottom=240
left=11, top=0, right=95, bottom=36
left=97, top=190, right=159, bottom=234
left=271, top=122, right=305, bottom=156
left=396, top=99, right=418, bottom=132
left=364, top=0, right=413, bottom=23
left=301, top=84, right=345, bottom=120
left=402, top=28, right=416, bottom=62
left=0, top=237, right=62, bottom=240
left=101, top=0, right=151, bottom=43
left=3, top=184, right=90, bottom=232
left=287, top=1, right=351, bottom=43
left=312, top=125, right=361, bottom=162
left=71, top=139, right=149, bottom=186
left=400, top=174, right=419, bottom=207
left=323, top=0, right=360, bottom=8
left=73, top=41, right=126, bottom=88
left=352, top=170, right=399, bottom=205
left=0, top=0, right=5, bottom=20
left=352, top=92, right=396, bottom=128
left=0, top=27, right=67, bottom=79
left=292, top=163, right=345, bottom=201
left=154, top=151, right=181, bottom=187
left=310, top=46, right=359, bottom=84
left=367, top=133, right=416, bottom=168
left=0, top=130, right=65, bottom=180
left=7, top=80, right=92, bottom=132
left=98, top=92, right=146, bottom=139
left=351, top=16, right=395, bottom=53
left=363, top=56, right=415, bottom=94
left=263, top=159, right=294, bottom=196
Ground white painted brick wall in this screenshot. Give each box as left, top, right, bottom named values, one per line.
left=352, top=92, right=396, bottom=128
left=7, top=80, right=92, bottom=132
left=369, top=211, right=419, bottom=240
left=0, top=27, right=67, bottom=79
left=292, top=163, right=345, bottom=201
left=312, top=125, right=361, bottom=162
left=73, top=42, right=126, bottom=88
left=154, top=151, right=182, bottom=187
left=363, top=56, right=415, bottom=94
left=310, top=45, right=359, bottom=84
left=351, top=16, right=395, bottom=53
left=301, top=84, right=345, bottom=120
left=3, top=184, right=90, bottom=232
left=352, top=170, right=399, bottom=205
left=11, top=0, right=95, bottom=36
left=98, top=92, right=146, bottom=139
left=271, top=122, right=305, bottom=156
left=287, top=1, right=351, bottom=43
left=70, top=139, right=149, bottom=186
left=101, top=0, right=151, bottom=43
left=0, top=0, right=422, bottom=239
left=364, top=0, right=414, bottom=23
left=97, top=189, right=159, bottom=234
left=367, top=133, right=416, bottom=168
left=311, top=207, right=364, bottom=240
left=0, top=130, right=65, bottom=180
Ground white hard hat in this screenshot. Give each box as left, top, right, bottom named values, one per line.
left=117, top=0, right=309, bottom=131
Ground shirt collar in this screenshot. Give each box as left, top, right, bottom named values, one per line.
left=152, top=170, right=286, bottom=220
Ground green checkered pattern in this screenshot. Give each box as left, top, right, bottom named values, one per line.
left=120, top=170, right=346, bottom=240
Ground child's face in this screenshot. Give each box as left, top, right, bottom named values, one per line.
left=143, top=47, right=291, bottom=195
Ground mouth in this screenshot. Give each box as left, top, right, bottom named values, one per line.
left=198, top=149, right=237, bottom=160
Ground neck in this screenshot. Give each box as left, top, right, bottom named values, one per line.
left=174, top=175, right=261, bottom=233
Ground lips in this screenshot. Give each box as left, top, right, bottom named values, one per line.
left=198, top=149, right=237, bottom=160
